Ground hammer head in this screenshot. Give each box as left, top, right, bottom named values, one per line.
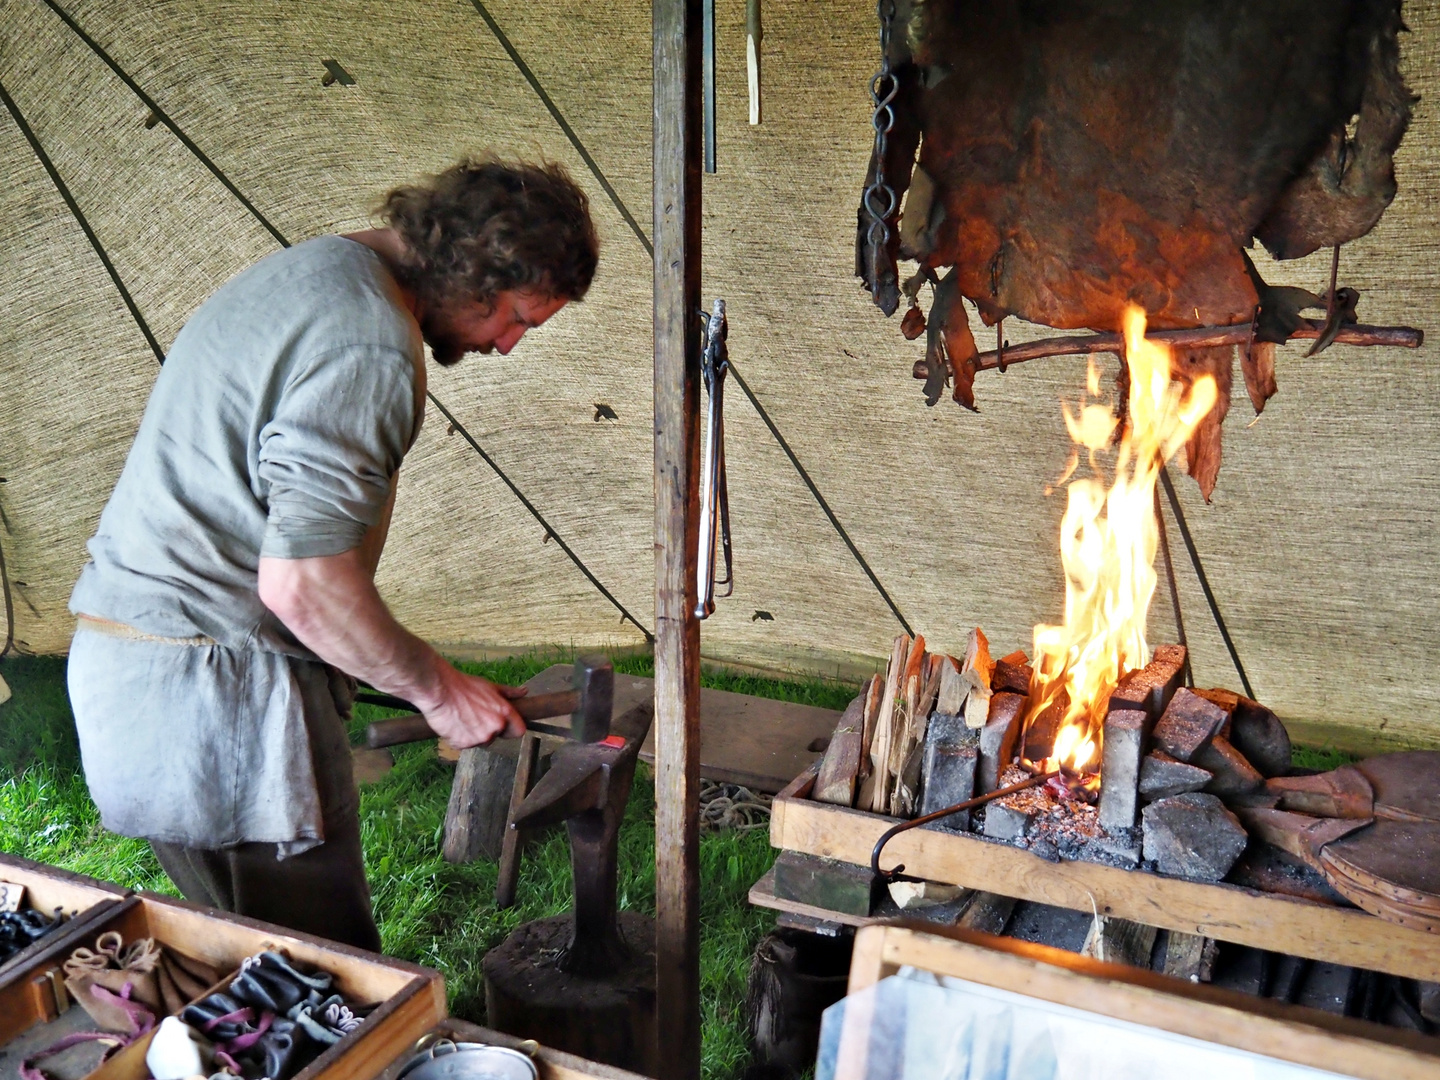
left=571, top=655, right=613, bottom=743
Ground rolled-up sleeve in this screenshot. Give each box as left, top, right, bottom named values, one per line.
left=257, top=346, right=417, bottom=560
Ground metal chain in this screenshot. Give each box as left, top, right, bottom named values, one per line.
left=862, top=0, right=899, bottom=300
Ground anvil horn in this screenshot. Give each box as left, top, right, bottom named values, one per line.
left=511, top=743, right=617, bottom=830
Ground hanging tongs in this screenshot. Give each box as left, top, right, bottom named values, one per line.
left=695, top=299, right=733, bottom=620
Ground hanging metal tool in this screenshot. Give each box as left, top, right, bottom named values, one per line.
left=746, top=0, right=762, bottom=125
left=695, top=299, right=733, bottom=619
left=703, top=0, right=717, bottom=173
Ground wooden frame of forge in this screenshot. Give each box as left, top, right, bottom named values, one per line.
left=843, top=924, right=1440, bottom=1080
left=766, top=765, right=1440, bottom=982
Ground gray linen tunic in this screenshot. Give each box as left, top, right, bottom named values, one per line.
left=68, top=236, right=424, bottom=855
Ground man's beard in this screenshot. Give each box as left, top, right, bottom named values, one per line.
left=420, top=311, right=491, bottom=367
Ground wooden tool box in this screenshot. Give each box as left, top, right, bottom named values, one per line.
left=0, top=853, right=130, bottom=983
left=1, top=891, right=445, bottom=1080
left=756, top=762, right=1440, bottom=982
left=839, top=923, right=1440, bottom=1079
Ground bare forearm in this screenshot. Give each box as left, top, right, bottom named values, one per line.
left=257, top=550, right=446, bottom=710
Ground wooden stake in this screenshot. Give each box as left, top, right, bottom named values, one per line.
left=654, top=0, right=703, bottom=1071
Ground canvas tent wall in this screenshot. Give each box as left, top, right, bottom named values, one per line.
left=0, top=0, right=1436, bottom=753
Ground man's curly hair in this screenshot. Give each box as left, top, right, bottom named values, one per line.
left=380, top=156, right=598, bottom=311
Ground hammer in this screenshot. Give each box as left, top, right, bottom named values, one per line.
left=364, top=655, right=615, bottom=749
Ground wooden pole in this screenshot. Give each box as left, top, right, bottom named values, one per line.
left=653, top=0, right=703, bottom=1075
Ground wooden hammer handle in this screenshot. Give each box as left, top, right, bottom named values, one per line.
left=364, top=689, right=579, bottom=748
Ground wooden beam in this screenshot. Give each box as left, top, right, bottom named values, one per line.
left=772, top=784, right=1440, bottom=981
left=653, top=0, right=704, bottom=1073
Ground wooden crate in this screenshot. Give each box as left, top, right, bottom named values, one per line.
left=767, top=764, right=1440, bottom=982
left=0, top=852, right=130, bottom=983
left=842, top=923, right=1440, bottom=1080
left=1, top=892, right=446, bottom=1080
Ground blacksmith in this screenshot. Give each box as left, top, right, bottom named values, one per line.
left=67, top=157, right=598, bottom=950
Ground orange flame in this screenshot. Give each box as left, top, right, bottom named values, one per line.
left=1030, top=307, right=1218, bottom=774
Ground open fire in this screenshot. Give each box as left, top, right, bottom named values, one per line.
left=1025, top=308, right=1218, bottom=781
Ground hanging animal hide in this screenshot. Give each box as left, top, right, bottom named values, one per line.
left=860, top=0, right=1414, bottom=493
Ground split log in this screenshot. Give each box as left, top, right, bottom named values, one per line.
left=1081, top=916, right=1158, bottom=968
left=958, top=891, right=1016, bottom=936
left=936, top=655, right=966, bottom=716
left=961, top=628, right=994, bottom=729
left=868, top=636, right=910, bottom=814
left=857, top=673, right=884, bottom=785
left=814, top=688, right=868, bottom=807
left=1162, top=932, right=1219, bottom=983
left=888, top=637, right=930, bottom=815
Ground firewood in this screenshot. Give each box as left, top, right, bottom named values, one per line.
left=869, top=635, right=909, bottom=813
left=1081, top=917, right=1157, bottom=968
left=958, top=891, right=1016, bottom=935
left=961, top=628, right=994, bottom=729
left=936, top=655, right=966, bottom=716
left=857, top=673, right=883, bottom=784
left=887, top=636, right=929, bottom=813
left=1162, top=932, right=1218, bottom=983
left=814, top=688, right=867, bottom=807
left=915, top=653, right=944, bottom=722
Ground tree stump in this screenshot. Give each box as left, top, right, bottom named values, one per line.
left=483, top=911, right=657, bottom=1076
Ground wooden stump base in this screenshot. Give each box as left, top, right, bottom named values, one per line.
left=483, top=911, right=657, bottom=1076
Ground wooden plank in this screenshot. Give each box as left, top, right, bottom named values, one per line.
left=653, top=0, right=704, bottom=1071
left=846, top=925, right=1440, bottom=1080
left=520, top=663, right=843, bottom=793
left=773, top=790, right=1440, bottom=981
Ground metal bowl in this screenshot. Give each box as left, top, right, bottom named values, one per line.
left=396, top=1040, right=538, bottom=1080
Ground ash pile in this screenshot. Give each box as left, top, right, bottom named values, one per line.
left=815, top=630, right=1298, bottom=887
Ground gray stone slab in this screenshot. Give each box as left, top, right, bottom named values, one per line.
left=1108, top=645, right=1187, bottom=719
left=983, top=800, right=1033, bottom=842
left=1141, top=792, right=1248, bottom=882
left=978, top=692, right=1025, bottom=793
left=1138, top=750, right=1212, bottom=801
left=1098, top=708, right=1147, bottom=829
left=1153, top=687, right=1229, bottom=762
left=1193, top=735, right=1264, bottom=801
left=919, top=713, right=979, bottom=831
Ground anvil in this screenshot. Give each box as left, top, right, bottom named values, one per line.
left=510, top=694, right=655, bottom=976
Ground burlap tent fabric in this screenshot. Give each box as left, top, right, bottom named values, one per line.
left=0, top=0, right=1436, bottom=753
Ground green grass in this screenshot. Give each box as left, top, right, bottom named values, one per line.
left=0, top=649, right=849, bottom=1079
